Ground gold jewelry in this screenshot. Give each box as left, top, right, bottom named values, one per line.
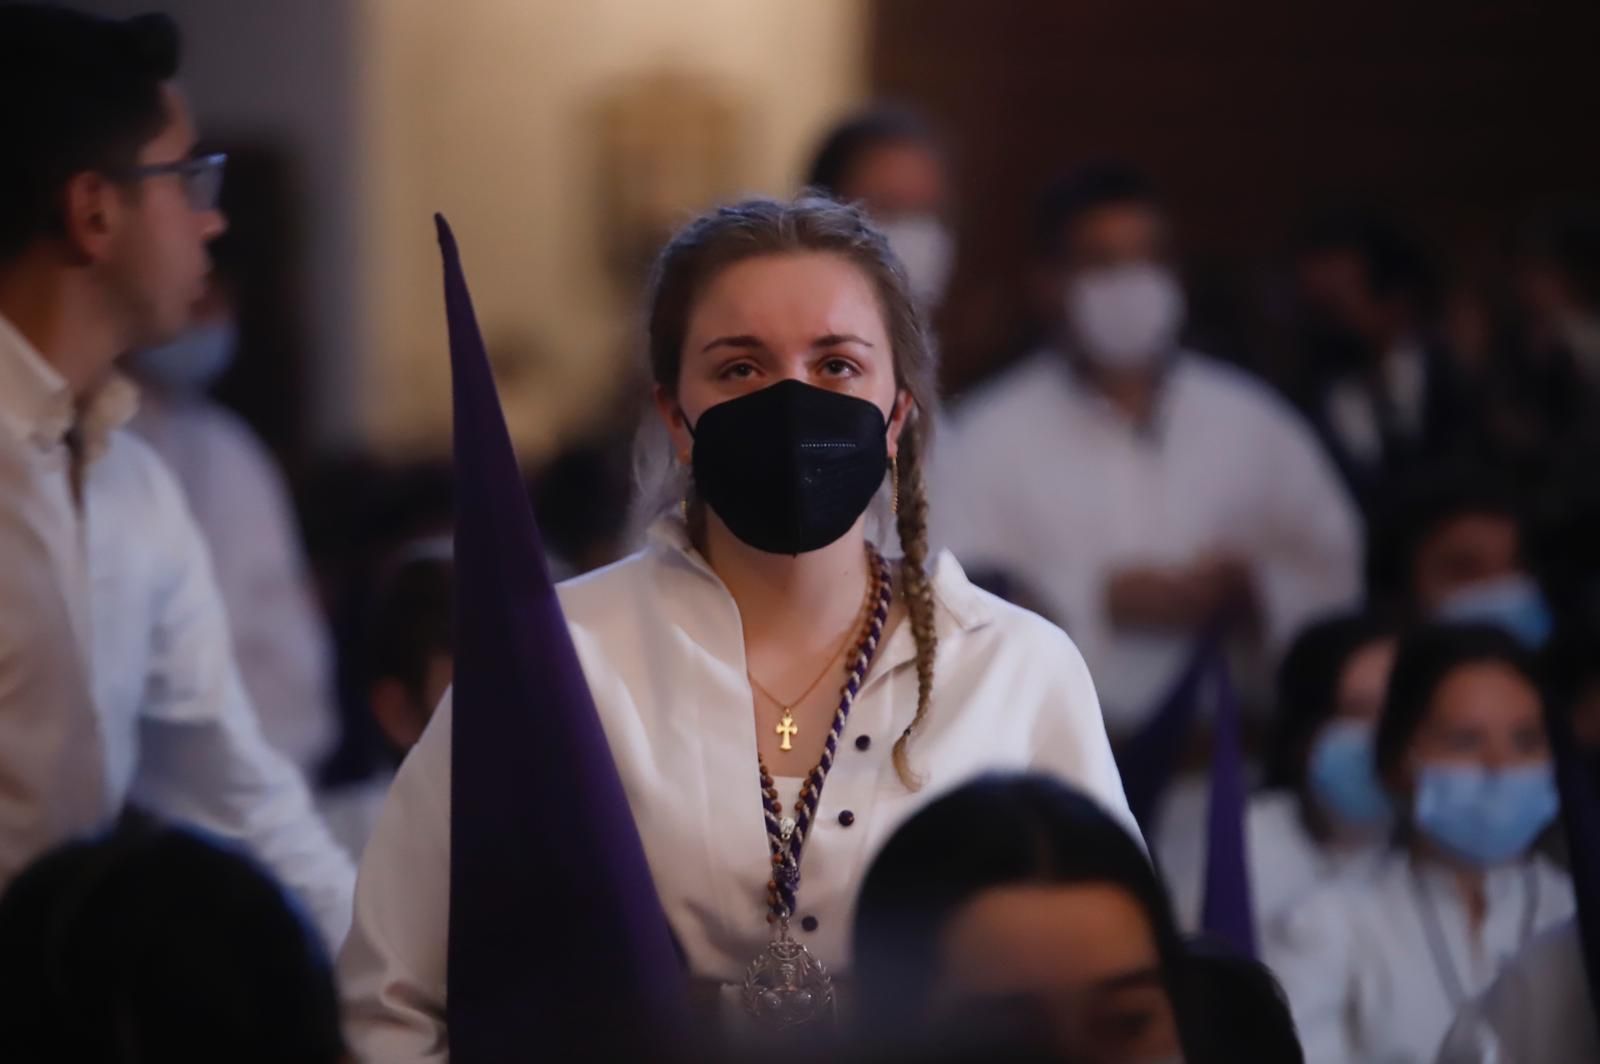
left=748, top=624, right=856, bottom=753
left=747, top=552, right=877, bottom=753
left=890, top=455, right=900, bottom=516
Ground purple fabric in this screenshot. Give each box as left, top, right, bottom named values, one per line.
left=1114, top=638, right=1215, bottom=829
left=437, top=215, right=686, bottom=1058
left=1199, top=648, right=1257, bottom=958
left=1114, top=631, right=1256, bottom=955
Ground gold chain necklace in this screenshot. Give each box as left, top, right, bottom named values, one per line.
left=747, top=569, right=875, bottom=753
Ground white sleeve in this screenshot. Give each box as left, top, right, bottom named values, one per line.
left=339, top=691, right=453, bottom=1062
left=125, top=454, right=354, bottom=950
left=191, top=415, right=337, bottom=775
left=1027, top=627, right=1142, bottom=846
left=1261, top=889, right=1359, bottom=1064
left=1245, top=404, right=1363, bottom=652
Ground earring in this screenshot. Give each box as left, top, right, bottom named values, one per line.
left=890, top=456, right=900, bottom=516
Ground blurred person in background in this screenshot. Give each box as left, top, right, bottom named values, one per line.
left=1266, top=623, right=1573, bottom=1064
left=0, top=5, right=352, bottom=945
left=1290, top=211, right=1487, bottom=512
left=1512, top=210, right=1600, bottom=384
left=805, top=105, right=955, bottom=315
left=317, top=540, right=453, bottom=861
left=1469, top=209, right=1600, bottom=490
left=939, top=163, right=1361, bottom=736
left=1157, top=612, right=1398, bottom=937
left=0, top=817, right=346, bottom=1064
left=124, top=268, right=340, bottom=777
left=1365, top=468, right=1552, bottom=649
left=852, top=775, right=1204, bottom=1063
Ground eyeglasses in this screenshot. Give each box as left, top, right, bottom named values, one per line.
left=120, top=152, right=228, bottom=212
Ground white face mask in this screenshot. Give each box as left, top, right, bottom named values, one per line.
left=1066, top=263, right=1185, bottom=369
left=128, top=321, right=238, bottom=393
left=878, top=214, right=955, bottom=310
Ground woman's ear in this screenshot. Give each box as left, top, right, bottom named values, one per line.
left=885, top=390, right=916, bottom=459
left=653, top=383, right=692, bottom=464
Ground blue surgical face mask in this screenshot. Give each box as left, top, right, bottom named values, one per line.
left=1308, top=719, right=1393, bottom=833
left=1413, top=762, right=1559, bottom=866
left=127, top=321, right=238, bottom=394
left=1435, top=573, right=1553, bottom=650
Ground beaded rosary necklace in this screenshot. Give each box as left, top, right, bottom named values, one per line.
left=741, top=544, right=893, bottom=1030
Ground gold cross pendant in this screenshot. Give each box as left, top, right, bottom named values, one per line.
left=776, top=712, right=799, bottom=752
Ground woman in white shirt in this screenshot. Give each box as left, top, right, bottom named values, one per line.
left=1266, top=622, right=1574, bottom=1064
left=338, top=197, right=1133, bottom=1057
left=1161, top=612, right=1397, bottom=935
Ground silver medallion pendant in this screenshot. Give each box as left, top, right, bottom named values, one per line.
left=741, top=926, right=835, bottom=1030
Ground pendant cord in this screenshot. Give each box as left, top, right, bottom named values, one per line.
left=758, top=545, right=892, bottom=924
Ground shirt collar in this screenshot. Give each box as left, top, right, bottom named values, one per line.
left=1045, top=345, right=1188, bottom=439
left=0, top=312, right=139, bottom=460
left=644, top=513, right=995, bottom=640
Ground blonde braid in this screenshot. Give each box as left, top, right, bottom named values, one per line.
left=892, top=429, right=938, bottom=790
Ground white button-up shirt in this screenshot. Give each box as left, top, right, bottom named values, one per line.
left=1155, top=788, right=1383, bottom=941
left=339, top=518, right=1135, bottom=1060
left=0, top=313, right=354, bottom=948
left=1265, top=853, right=1574, bottom=1064
left=937, top=351, right=1362, bottom=731
left=130, top=393, right=339, bottom=775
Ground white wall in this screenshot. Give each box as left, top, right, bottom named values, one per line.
left=76, top=0, right=867, bottom=458
left=360, top=0, right=868, bottom=459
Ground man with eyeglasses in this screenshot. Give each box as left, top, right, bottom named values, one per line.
left=0, top=6, right=354, bottom=949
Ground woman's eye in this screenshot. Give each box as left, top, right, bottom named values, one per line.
left=719, top=362, right=757, bottom=381
left=821, top=357, right=858, bottom=377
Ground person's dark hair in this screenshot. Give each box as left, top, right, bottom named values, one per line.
left=367, top=548, right=455, bottom=704
left=1364, top=465, right=1525, bottom=612
left=1375, top=622, right=1540, bottom=786
left=852, top=775, right=1198, bottom=1057
left=1292, top=208, right=1436, bottom=309
left=0, top=5, right=181, bottom=260
left=805, top=105, right=940, bottom=203
left=0, top=814, right=344, bottom=1063
left=646, top=196, right=938, bottom=788
left=1032, top=162, right=1159, bottom=261
left=1181, top=938, right=1305, bottom=1063
left=531, top=437, right=634, bottom=573
left=1263, top=612, right=1403, bottom=790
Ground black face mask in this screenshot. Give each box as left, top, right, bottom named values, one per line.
left=687, top=379, right=890, bottom=556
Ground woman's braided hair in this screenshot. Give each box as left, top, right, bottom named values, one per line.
left=645, top=196, right=940, bottom=788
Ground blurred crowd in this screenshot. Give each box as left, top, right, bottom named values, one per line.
left=3, top=4, right=1599, bottom=1063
